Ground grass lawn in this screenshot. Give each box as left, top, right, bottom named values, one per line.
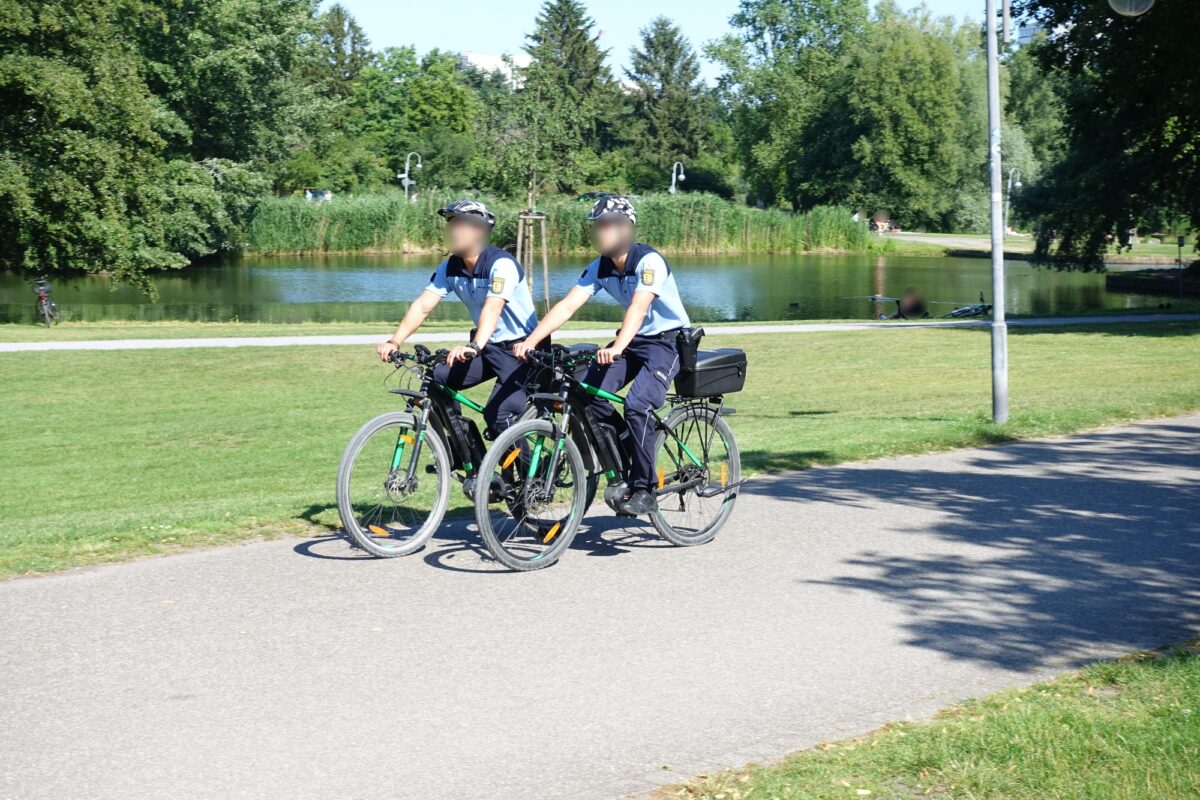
left=0, top=321, right=1198, bottom=577
left=670, top=641, right=1200, bottom=800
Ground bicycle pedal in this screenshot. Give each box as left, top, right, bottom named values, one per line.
left=425, top=464, right=438, bottom=474
left=615, top=511, right=638, bottom=519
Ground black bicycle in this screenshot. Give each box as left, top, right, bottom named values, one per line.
left=473, top=342, right=746, bottom=571
left=336, top=346, right=500, bottom=557
left=33, top=277, right=59, bottom=327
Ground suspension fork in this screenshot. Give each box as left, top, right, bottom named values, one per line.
left=392, top=383, right=434, bottom=481
left=530, top=385, right=571, bottom=485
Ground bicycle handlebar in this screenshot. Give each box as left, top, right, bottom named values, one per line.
left=388, top=345, right=449, bottom=369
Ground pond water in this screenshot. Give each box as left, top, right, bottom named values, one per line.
left=0, top=253, right=1176, bottom=325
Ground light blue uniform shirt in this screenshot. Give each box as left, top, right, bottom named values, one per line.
left=424, top=245, right=538, bottom=343
left=575, top=243, right=691, bottom=336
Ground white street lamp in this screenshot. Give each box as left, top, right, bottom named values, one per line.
left=1005, top=168, right=1022, bottom=235
left=668, top=161, right=686, bottom=195
left=1109, top=0, right=1155, bottom=17
left=398, top=152, right=423, bottom=201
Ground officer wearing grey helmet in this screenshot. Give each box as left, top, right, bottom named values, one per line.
left=514, top=196, right=691, bottom=515
left=378, top=200, right=539, bottom=437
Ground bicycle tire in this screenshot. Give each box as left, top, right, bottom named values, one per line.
left=336, top=412, right=451, bottom=558
left=651, top=404, right=740, bottom=546
left=474, top=418, right=587, bottom=571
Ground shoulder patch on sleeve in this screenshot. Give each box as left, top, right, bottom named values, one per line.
left=641, top=268, right=655, bottom=286
left=491, top=276, right=505, bottom=294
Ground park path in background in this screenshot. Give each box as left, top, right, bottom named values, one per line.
left=0, top=313, right=1198, bottom=352
left=2, top=415, right=1198, bottom=800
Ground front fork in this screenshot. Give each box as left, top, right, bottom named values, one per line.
left=529, top=387, right=571, bottom=497
left=391, top=398, right=432, bottom=484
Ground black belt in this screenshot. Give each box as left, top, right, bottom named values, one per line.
left=622, top=327, right=683, bottom=341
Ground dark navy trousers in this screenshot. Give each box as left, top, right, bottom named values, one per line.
left=583, top=335, right=681, bottom=491
left=433, top=344, right=530, bottom=437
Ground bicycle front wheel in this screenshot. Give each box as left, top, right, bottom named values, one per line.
left=651, top=405, right=740, bottom=546
left=336, top=412, right=451, bottom=557
left=474, top=419, right=587, bottom=571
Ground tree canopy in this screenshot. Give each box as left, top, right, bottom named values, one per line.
left=0, top=0, right=1193, bottom=282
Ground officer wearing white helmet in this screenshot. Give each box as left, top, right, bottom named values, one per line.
left=514, top=195, right=691, bottom=515
left=378, top=200, right=539, bottom=436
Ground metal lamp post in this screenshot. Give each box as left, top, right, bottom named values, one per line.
left=669, top=162, right=685, bottom=195
left=984, top=0, right=1011, bottom=424
left=398, top=152, right=423, bottom=201
left=1004, top=168, right=1022, bottom=235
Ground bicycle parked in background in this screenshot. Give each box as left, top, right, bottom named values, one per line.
left=33, top=276, right=59, bottom=327
left=473, top=341, right=746, bottom=571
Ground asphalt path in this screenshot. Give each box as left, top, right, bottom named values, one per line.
left=1, top=313, right=1197, bottom=352
left=2, top=416, right=1199, bottom=799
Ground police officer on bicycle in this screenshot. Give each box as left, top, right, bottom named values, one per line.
left=514, top=196, right=690, bottom=516
left=378, top=200, right=539, bottom=437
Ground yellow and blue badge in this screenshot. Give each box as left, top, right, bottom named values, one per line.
left=641, top=268, right=655, bottom=286
left=491, top=276, right=505, bottom=294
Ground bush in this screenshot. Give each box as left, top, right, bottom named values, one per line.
left=246, top=190, right=872, bottom=255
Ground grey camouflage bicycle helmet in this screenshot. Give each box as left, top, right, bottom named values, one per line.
left=586, top=195, right=636, bottom=226
left=438, top=199, right=496, bottom=230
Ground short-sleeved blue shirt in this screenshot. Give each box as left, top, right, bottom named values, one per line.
left=574, top=243, right=690, bottom=336
left=425, top=245, right=538, bottom=343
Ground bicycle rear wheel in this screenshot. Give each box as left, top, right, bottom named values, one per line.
left=651, top=405, right=740, bottom=546
left=474, top=419, right=587, bottom=571
left=336, top=412, right=451, bottom=557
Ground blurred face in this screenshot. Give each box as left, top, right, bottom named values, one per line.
left=445, top=217, right=488, bottom=256
left=591, top=218, right=634, bottom=258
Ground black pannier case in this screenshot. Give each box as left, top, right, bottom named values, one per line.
left=674, top=348, right=747, bottom=397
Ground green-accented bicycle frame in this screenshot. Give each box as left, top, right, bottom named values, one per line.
left=387, top=353, right=490, bottom=489
left=527, top=361, right=712, bottom=500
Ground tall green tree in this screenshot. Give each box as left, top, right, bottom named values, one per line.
left=352, top=47, right=483, bottom=190
left=308, top=3, right=372, bottom=98
left=511, top=0, right=618, bottom=194
left=0, top=0, right=261, bottom=286
left=625, top=17, right=707, bottom=166
left=1015, top=0, right=1200, bottom=266
left=797, top=4, right=966, bottom=226
left=138, top=0, right=321, bottom=168
left=708, top=0, right=869, bottom=207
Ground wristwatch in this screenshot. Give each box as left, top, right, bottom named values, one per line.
left=465, top=342, right=483, bottom=356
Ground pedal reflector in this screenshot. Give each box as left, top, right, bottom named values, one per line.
left=501, top=448, right=521, bottom=469
left=368, top=525, right=390, bottom=537
left=542, top=522, right=561, bottom=544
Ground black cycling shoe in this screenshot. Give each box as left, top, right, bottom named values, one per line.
left=617, top=489, right=657, bottom=516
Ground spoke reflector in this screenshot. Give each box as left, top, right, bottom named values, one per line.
left=542, top=522, right=561, bottom=544
left=657, top=467, right=665, bottom=489
left=400, top=434, right=415, bottom=444
left=501, top=448, right=521, bottom=469
left=720, top=463, right=728, bottom=487
left=368, top=525, right=390, bottom=537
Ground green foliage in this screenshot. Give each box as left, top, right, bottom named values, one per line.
left=502, top=0, right=620, bottom=195
left=246, top=191, right=871, bottom=255
left=0, top=0, right=186, bottom=285
left=708, top=0, right=870, bottom=207
left=307, top=3, right=371, bottom=98
left=1016, top=0, right=1200, bottom=267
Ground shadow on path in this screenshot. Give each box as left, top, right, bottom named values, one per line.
left=746, top=420, right=1200, bottom=672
